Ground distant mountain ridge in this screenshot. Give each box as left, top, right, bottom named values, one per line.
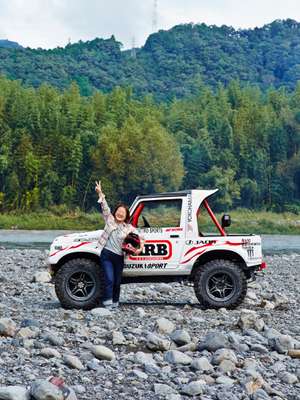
left=0, top=19, right=300, bottom=99
left=0, top=39, right=22, bottom=49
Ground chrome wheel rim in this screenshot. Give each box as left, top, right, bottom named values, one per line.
left=66, top=271, right=96, bottom=301
left=205, top=272, right=235, bottom=302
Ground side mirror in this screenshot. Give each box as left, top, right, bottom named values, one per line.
left=221, top=214, right=231, bottom=229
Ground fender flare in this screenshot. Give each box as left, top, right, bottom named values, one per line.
left=50, top=251, right=100, bottom=275
left=190, top=249, right=248, bottom=278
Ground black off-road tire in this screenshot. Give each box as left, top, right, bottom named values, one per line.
left=55, top=258, right=105, bottom=310
left=193, top=259, right=247, bottom=309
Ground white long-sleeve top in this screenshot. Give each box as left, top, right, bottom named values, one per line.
left=96, top=193, right=144, bottom=255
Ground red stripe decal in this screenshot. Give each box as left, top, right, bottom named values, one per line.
left=183, top=242, right=215, bottom=257
left=50, top=241, right=91, bottom=257
left=181, top=249, right=206, bottom=264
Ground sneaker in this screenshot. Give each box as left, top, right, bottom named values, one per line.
left=112, top=302, right=119, bottom=309
left=103, top=299, right=113, bottom=308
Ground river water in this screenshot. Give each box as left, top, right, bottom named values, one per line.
left=0, top=230, right=299, bottom=254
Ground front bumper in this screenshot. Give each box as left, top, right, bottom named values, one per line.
left=45, top=250, right=54, bottom=275
left=246, top=261, right=267, bottom=282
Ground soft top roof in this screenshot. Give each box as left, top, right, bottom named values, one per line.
left=134, top=188, right=218, bottom=201
left=135, top=189, right=191, bottom=200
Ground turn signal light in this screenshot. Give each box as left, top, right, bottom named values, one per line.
left=259, top=261, right=267, bottom=270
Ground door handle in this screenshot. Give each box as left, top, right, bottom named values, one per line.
left=170, top=234, right=179, bottom=238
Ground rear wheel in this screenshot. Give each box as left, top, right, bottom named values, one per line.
left=54, top=258, right=105, bottom=310
left=193, top=259, right=247, bottom=309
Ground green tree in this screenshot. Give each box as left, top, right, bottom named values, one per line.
left=92, top=116, right=184, bottom=204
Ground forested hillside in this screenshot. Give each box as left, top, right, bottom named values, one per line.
left=0, top=19, right=300, bottom=99
left=0, top=77, right=299, bottom=213
left=0, top=40, right=22, bottom=49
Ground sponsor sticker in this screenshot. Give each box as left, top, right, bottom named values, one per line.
left=140, top=227, right=163, bottom=233
left=128, top=240, right=172, bottom=261
left=187, top=193, right=193, bottom=223
left=125, top=262, right=167, bottom=270
left=185, top=239, right=217, bottom=245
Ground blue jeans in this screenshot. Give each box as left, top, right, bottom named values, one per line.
left=100, top=247, right=124, bottom=303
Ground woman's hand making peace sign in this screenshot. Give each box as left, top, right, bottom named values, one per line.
left=95, top=180, right=103, bottom=197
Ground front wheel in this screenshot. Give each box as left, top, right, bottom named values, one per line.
left=193, top=259, right=247, bottom=309
left=54, top=258, right=105, bottom=310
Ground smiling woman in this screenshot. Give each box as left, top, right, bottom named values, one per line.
left=95, top=180, right=145, bottom=309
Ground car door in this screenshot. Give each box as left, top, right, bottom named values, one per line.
left=124, top=197, right=185, bottom=275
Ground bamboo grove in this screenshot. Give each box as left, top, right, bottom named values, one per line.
left=0, top=77, right=299, bottom=213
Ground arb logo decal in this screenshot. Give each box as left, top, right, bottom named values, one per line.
left=129, top=240, right=172, bottom=261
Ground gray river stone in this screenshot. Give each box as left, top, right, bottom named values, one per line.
left=91, top=345, right=115, bottom=361
left=90, top=308, right=112, bottom=318
left=164, top=350, right=193, bottom=365
left=0, top=318, right=17, bottom=337
left=63, top=354, right=84, bottom=370
left=170, top=329, right=191, bottom=346
left=156, top=318, right=175, bottom=334
left=198, top=331, right=230, bottom=351
left=0, top=386, right=29, bottom=400
left=40, top=348, right=61, bottom=359
left=146, top=332, right=171, bottom=351
left=154, top=383, right=178, bottom=396
left=181, top=380, right=205, bottom=396
left=191, top=356, right=214, bottom=372
left=211, top=348, right=238, bottom=365
left=30, top=380, right=64, bottom=400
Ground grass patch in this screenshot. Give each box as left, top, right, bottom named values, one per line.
left=0, top=208, right=299, bottom=234
left=225, top=209, right=300, bottom=235
left=0, top=210, right=104, bottom=230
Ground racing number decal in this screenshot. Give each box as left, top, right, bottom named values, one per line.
left=128, top=240, right=172, bottom=261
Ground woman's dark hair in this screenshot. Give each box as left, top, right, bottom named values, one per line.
left=112, top=203, right=131, bottom=223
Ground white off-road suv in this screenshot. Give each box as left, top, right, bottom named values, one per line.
left=47, top=189, right=266, bottom=310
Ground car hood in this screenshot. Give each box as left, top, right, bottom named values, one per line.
left=53, top=230, right=103, bottom=245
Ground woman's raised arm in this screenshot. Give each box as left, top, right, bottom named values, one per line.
left=95, top=180, right=113, bottom=223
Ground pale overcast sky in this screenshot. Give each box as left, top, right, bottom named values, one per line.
left=0, top=0, right=299, bottom=49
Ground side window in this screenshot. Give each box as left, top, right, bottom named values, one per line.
left=137, top=199, right=182, bottom=228
left=197, top=203, right=221, bottom=236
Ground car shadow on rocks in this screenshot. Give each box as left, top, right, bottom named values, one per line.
left=119, top=300, right=204, bottom=308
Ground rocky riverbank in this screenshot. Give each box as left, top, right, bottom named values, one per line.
left=0, top=249, right=299, bottom=399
